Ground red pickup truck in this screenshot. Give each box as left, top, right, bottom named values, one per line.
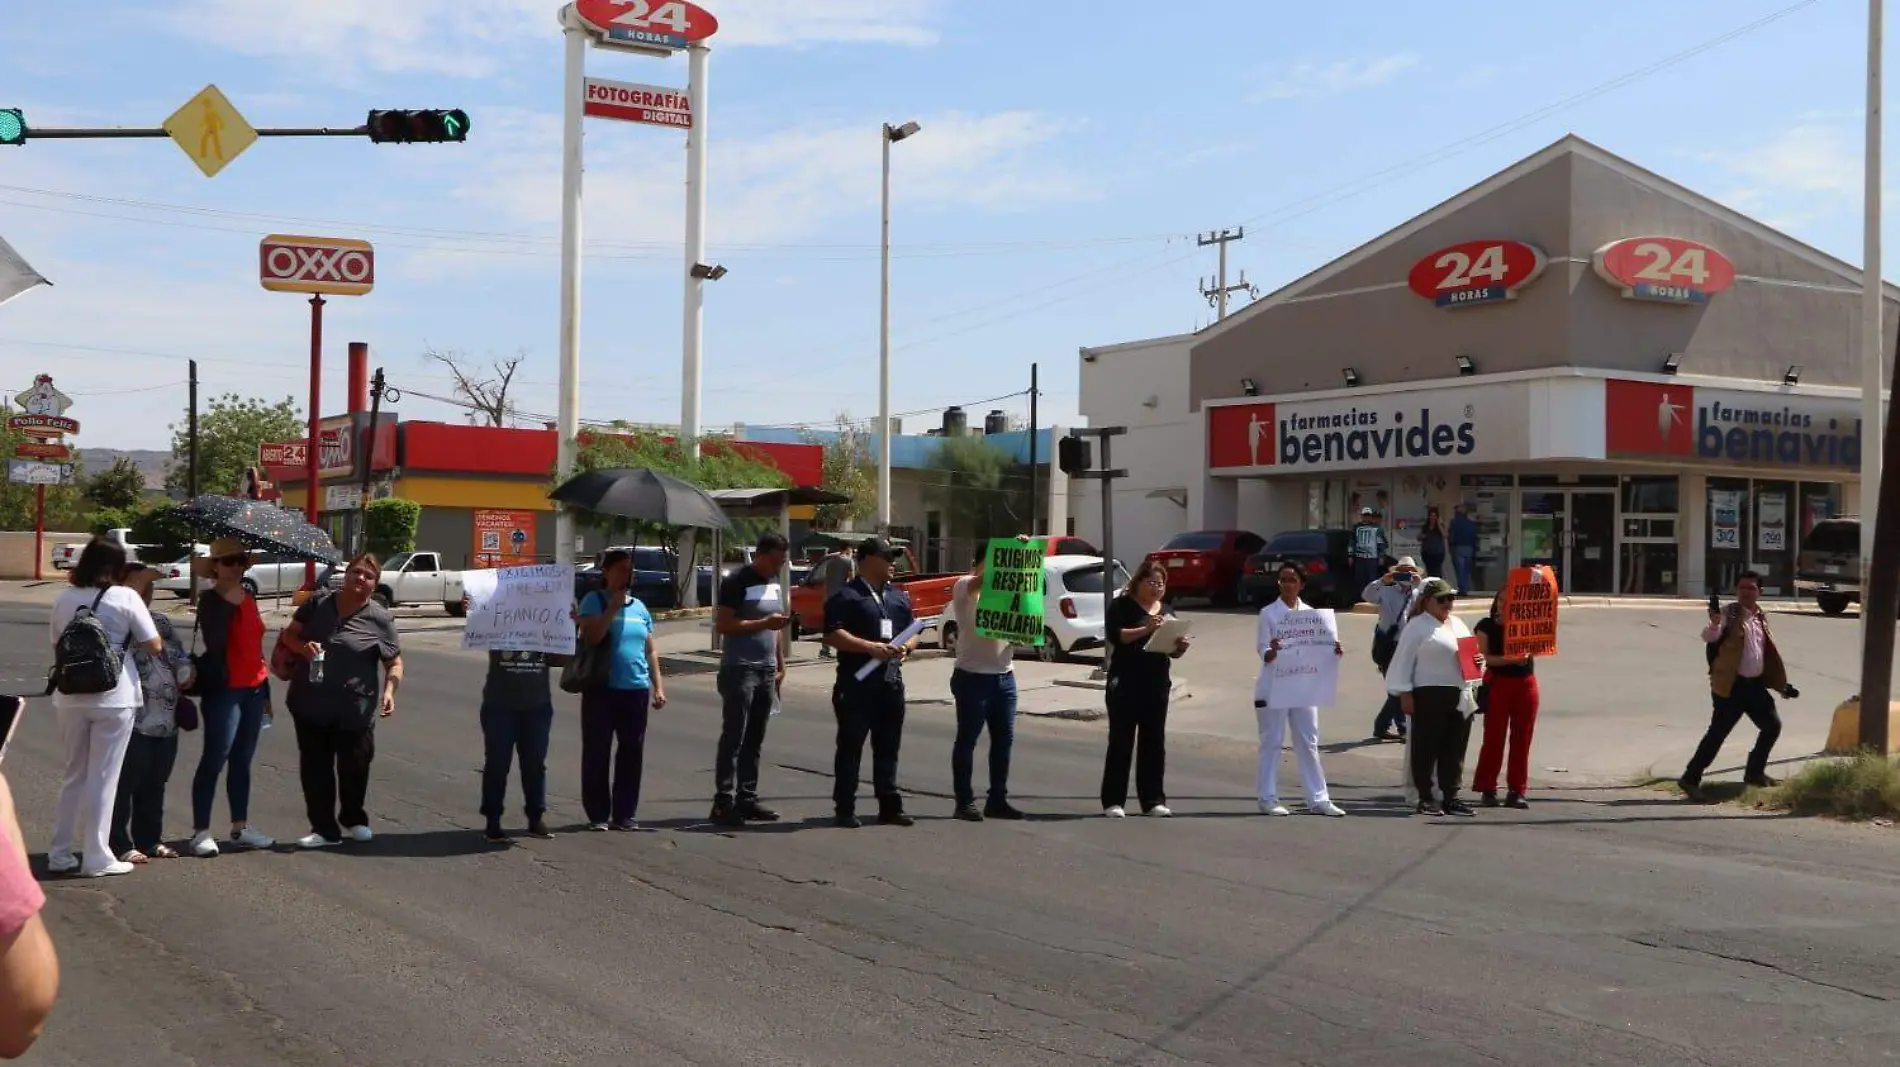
left=788, top=547, right=961, bottom=644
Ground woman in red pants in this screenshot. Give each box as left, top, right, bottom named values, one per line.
left=1472, top=594, right=1539, bottom=809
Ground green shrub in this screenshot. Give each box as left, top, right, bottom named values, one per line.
left=1758, top=752, right=1900, bottom=820
left=365, top=498, right=421, bottom=559
left=88, top=506, right=137, bottom=537
left=128, top=505, right=194, bottom=565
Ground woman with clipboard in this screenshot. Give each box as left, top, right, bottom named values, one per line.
left=1099, top=560, right=1191, bottom=819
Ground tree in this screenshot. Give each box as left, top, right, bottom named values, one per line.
left=365, top=498, right=422, bottom=558
left=84, top=457, right=147, bottom=512
left=805, top=416, right=876, bottom=531
left=129, top=505, right=195, bottom=565
left=168, top=394, right=303, bottom=497
left=925, top=435, right=1030, bottom=544
left=429, top=348, right=522, bottom=427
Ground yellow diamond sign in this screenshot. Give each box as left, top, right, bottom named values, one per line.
left=162, top=85, right=257, bottom=178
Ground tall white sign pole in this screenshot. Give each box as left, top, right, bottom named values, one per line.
left=556, top=11, right=588, bottom=566
left=681, top=43, right=710, bottom=459
left=1863, top=0, right=1885, bottom=646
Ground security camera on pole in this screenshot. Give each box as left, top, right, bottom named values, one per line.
left=555, top=0, right=721, bottom=570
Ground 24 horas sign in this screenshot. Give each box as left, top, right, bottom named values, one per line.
left=1406, top=240, right=1547, bottom=308
left=1592, top=236, right=1735, bottom=305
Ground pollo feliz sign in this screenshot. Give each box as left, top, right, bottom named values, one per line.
left=259, top=235, right=375, bottom=296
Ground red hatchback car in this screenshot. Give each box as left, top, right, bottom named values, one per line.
left=1141, top=530, right=1266, bottom=605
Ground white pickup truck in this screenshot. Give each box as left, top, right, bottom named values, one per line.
left=326, top=549, right=467, bottom=616
left=53, top=527, right=149, bottom=570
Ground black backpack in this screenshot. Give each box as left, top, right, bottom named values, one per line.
left=48, top=590, right=130, bottom=696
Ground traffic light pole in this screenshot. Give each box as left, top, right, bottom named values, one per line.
left=1067, top=426, right=1127, bottom=680
left=18, top=126, right=370, bottom=140
left=304, top=296, right=324, bottom=593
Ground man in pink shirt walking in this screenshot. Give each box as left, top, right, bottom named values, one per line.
left=1679, top=572, right=1797, bottom=801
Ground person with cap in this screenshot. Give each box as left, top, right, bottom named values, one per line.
left=1386, top=577, right=1483, bottom=817
left=1350, top=508, right=1388, bottom=594
left=189, top=536, right=277, bottom=857
left=1362, top=557, right=1422, bottom=741
left=110, top=563, right=194, bottom=863
left=822, top=537, right=921, bottom=828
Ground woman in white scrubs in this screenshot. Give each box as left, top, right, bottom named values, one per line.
left=1254, top=562, right=1347, bottom=818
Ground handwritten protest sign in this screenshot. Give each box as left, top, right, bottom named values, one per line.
left=1265, top=608, right=1339, bottom=708
left=1497, top=564, right=1559, bottom=658
left=462, top=564, right=577, bottom=656
left=974, top=538, right=1046, bottom=645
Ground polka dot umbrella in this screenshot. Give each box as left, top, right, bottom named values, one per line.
left=175, top=494, right=346, bottom=564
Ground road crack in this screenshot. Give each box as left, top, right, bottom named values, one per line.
left=1623, top=935, right=1890, bottom=1001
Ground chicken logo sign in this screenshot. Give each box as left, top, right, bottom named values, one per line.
left=1592, top=236, right=1736, bottom=305
left=1406, top=240, right=1548, bottom=308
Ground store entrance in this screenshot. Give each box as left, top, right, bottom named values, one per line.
left=1517, top=490, right=1616, bottom=594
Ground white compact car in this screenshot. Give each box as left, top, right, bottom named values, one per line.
left=938, top=554, right=1129, bottom=662
left=154, top=546, right=308, bottom=599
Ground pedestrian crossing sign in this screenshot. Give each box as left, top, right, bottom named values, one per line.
left=162, top=85, right=258, bottom=178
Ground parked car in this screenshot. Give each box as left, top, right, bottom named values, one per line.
left=54, top=526, right=149, bottom=570
left=938, top=554, right=1129, bottom=662
left=1795, top=517, right=1863, bottom=616
left=1035, top=534, right=1099, bottom=558
left=154, top=545, right=212, bottom=598
left=572, top=546, right=681, bottom=609
left=788, top=545, right=961, bottom=642
left=1141, top=529, right=1266, bottom=605
left=329, top=550, right=466, bottom=614
left=1241, top=529, right=1357, bottom=607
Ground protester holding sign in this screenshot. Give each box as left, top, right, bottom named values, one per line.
left=1387, top=578, right=1482, bottom=817
left=479, top=650, right=563, bottom=842
left=1496, top=565, right=1560, bottom=658
left=1253, top=563, right=1347, bottom=818
left=948, top=537, right=1037, bottom=823
left=1470, top=594, right=1538, bottom=809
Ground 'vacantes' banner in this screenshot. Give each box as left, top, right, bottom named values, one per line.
left=462, top=564, right=577, bottom=656
left=1497, top=565, right=1559, bottom=658
left=974, top=538, right=1046, bottom=645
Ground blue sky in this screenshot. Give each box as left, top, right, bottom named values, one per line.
left=0, top=0, right=1883, bottom=449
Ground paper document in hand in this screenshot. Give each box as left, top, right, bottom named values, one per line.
left=1144, top=616, right=1192, bottom=655
left=1265, top=609, right=1339, bottom=708
left=854, top=618, right=929, bottom=681
left=1456, top=635, right=1483, bottom=682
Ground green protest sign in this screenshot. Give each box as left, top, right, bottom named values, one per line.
left=975, top=538, right=1046, bottom=645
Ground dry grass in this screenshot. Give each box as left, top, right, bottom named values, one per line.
left=1753, top=752, right=1900, bottom=821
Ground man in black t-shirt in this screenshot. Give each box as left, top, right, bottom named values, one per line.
left=711, top=534, right=792, bottom=827
left=479, top=649, right=564, bottom=842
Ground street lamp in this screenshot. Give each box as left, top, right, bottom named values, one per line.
left=879, top=119, right=921, bottom=532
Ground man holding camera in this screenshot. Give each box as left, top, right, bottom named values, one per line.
left=1363, top=557, right=1421, bottom=741
left=1679, top=571, right=1795, bottom=801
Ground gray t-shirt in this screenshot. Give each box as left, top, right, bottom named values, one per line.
left=482, top=651, right=551, bottom=711
left=822, top=555, right=852, bottom=595
left=717, top=565, right=784, bottom=670
left=287, top=594, right=401, bottom=731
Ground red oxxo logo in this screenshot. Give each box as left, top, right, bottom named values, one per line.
left=259, top=235, right=375, bottom=297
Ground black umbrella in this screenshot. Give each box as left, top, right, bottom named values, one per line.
left=175, top=494, right=345, bottom=564
left=550, top=468, right=731, bottom=530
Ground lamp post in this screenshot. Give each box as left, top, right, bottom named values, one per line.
left=878, top=119, right=921, bottom=532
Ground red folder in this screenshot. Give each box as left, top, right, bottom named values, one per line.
left=1456, top=636, right=1483, bottom=682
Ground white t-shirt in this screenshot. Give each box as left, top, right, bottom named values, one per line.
left=1385, top=611, right=1474, bottom=694
left=49, top=585, right=160, bottom=711
left=950, top=575, right=1015, bottom=675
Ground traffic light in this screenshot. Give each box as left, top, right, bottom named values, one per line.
left=366, top=109, right=470, bottom=145
left=1057, top=435, right=1092, bottom=475
left=0, top=109, right=24, bottom=147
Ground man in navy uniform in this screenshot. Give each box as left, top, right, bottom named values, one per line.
left=823, top=537, right=921, bottom=828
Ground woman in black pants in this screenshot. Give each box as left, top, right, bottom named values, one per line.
left=1385, top=577, right=1482, bottom=816
left=1100, top=560, right=1191, bottom=818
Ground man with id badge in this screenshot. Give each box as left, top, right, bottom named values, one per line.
left=710, top=533, right=793, bottom=828
left=823, top=537, right=921, bottom=829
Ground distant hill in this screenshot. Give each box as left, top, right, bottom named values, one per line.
left=76, top=449, right=175, bottom=491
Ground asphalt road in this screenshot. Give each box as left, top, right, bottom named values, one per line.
left=2, top=598, right=1899, bottom=1066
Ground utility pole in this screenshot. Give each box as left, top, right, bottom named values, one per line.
left=357, top=368, right=399, bottom=555
left=1066, top=426, right=1127, bottom=680
left=187, top=359, right=199, bottom=580
left=1198, top=227, right=1255, bottom=322
left=1028, top=362, right=1040, bottom=534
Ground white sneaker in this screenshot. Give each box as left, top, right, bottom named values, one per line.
left=346, top=825, right=373, bottom=843
left=1310, top=801, right=1348, bottom=818
left=231, top=827, right=275, bottom=850
left=1259, top=801, right=1291, bottom=817
left=81, top=860, right=135, bottom=878
left=1145, top=804, right=1174, bottom=818
left=190, top=831, right=220, bottom=858
left=1103, top=806, right=1127, bottom=819
left=295, top=833, right=340, bottom=850
left=46, top=851, right=77, bottom=874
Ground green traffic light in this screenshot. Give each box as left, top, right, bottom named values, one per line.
left=441, top=109, right=468, bottom=142
left=0, top=109, right=24, bottom=147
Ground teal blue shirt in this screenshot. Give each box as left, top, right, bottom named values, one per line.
left=579, top=591, right=654, bottom=691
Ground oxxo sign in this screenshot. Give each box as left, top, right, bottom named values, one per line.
left=1406, top=240, right=1547, bottom=308
left=259, top=234, right=375, bottom=296
left=1592, top=236, right=1735, bottom=305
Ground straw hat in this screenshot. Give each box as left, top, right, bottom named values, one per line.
left=192, top=537, right=253, bottom=578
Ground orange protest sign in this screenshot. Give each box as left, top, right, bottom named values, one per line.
left=1498, top=565, right=1559, bottom=657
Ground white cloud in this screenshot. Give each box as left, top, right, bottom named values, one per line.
left=1705, top=122, right=1859, bottom=199
left=150, top=0, right=941, bottom=78
left=1252, top=54, right=1419, bottom=102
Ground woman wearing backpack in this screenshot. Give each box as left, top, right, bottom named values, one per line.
left=47, top=538, right=161, bottom=878
left=188, top=538, right=277, bottom=857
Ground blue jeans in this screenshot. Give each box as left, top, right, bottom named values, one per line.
left=950, top=670, right=1018, bottom=807
left=193, top=684, right=267, bottom=830
left=481, top=702, right=553, bottom=820
left=1453, top=547, right=1476, bottom=592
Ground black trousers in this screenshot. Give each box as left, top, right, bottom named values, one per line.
left=716, top=666, right=776, bottom=804
left=110, top=732, right=178, bottom=855
left=833, top=680, right=905, bottom=813
left=1683, top=677, right=1782, bottom=783
left=293, top=717, right=375, bottom=842
left=1101, top=679, right=1170, bottom=811
left=1409, top=686, right=1471, bottom=803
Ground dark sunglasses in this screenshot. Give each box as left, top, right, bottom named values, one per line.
left=215, top=555, right=248, bottom=566
left=1433, top=594, right=1456, bottom=604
